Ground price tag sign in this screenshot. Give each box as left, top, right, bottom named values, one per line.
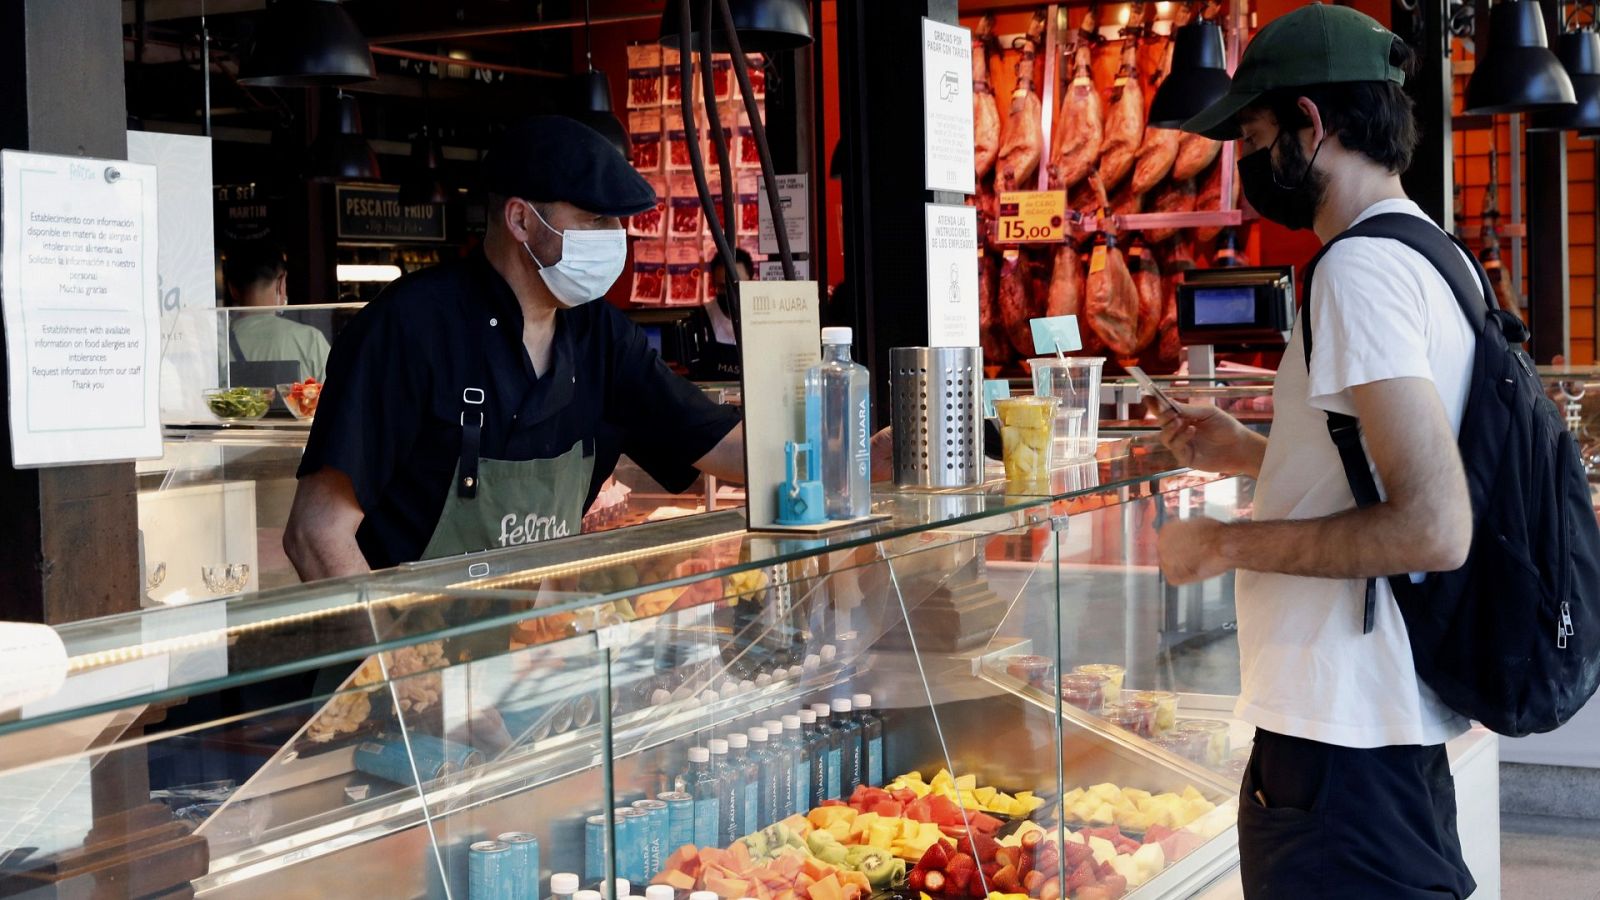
left=995, top=190, right=1068, bottom=244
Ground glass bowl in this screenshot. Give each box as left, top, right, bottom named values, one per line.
left=203, top=387, right=275, bottom=421
left=277, top=380, right=322, bottom=420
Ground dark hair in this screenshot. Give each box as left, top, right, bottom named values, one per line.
left=1256, top=38, right=1420, bottom=174
left=222, top=241, right=286, bottom=292
left=709, top=247, right=756, bottom=277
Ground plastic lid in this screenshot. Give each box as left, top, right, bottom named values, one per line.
left=749, top=727, right=769, bottom=742
left=691, top=892, right=719, bottom=900
left=831, top=698, right=852, bottom=714
left=755, top=673, right=773, bottom=686
left=802, top=653, right=821, bottom=670
left=820, top=644, right=837, bottom=661
left=783, top=714, right=802, bottom=729
left=799, top=708, right=817, bottom=723
left=739, top=679, right=756, bottom=691
left=575, top=891, right=602, bottom=900
left=646, top=887, right=676, bottom=900
left=688, top=746, right=710, bottom=763
left=812, top=703, right=831, bottom=718
left=699, top=690, right=720, bottom=704
left=853, top=693, right=872, bottom=709
left=650, top=688, right=673, bottom=705
left=614, top=880, right=632, bottom=900
left=821, top=326, right=852, bottom=344
left=728, top=733, right=749, bottom=748
left=552, top=874, right=581, bottom=895
left=764, top=719, right=784, bottom=734
left=709, top=738, right=729, bottom=754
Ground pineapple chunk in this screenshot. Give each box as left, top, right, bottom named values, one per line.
left=1088, top=783, right=1122, bottom=802
left=1122, top=788, right=1152, bottom=807
left=974, top=786, right=997, bottom=805
left=1086, top=802, right=1117, bottom=826
left=1059, top=788, right=1085, bottom=809
left=954, top=774, right=978, bottom=792
left=1181, top=785, right=1205, bottom=803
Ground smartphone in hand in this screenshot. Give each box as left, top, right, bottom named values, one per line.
left=1126, top=366, right=1180, bottom=415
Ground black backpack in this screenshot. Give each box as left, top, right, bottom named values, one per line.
left=1302, top=211, right=1600, bottom=737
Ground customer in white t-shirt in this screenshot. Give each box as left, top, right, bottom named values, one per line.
left=1164, top=6, right=1477, bottom=898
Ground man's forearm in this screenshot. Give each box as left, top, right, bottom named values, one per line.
left=285, top=528, right=372, bottom=582
left=694, top=422, right=746, bottom=484
left=1214, top=500, right=1464, bottom=579
left=1232, top=431, right=1269, bottom=479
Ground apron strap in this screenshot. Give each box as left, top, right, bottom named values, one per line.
left=458, top=387, right=485, bottom=499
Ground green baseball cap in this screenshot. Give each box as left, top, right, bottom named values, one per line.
left=1183, top=3, right=1405, bottom=140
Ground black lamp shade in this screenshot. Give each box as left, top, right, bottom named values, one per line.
left=658, top=0, right=813, bottom=53
left=563, top=70, right=631, bottom=160
left=312, top=93, right=380, bottom=181
left=1464, top=1, right=1576, bottom=114
left=569, top=110, right=632, bottom=161
left=1530, top=31, right=1600, bottom=130
left=239, top=0, right=375, bottom=88
left=398, top=129, right=448, bottom=205
left=1148, top=21, right=1230, bottom=129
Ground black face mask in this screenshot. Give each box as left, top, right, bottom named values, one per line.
left=1237, top=128, right=1327, bottom=231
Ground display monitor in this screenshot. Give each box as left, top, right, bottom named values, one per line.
left=1191, top=286, right=1258, bottom=326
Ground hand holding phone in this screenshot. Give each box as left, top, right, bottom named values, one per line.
left=1126, top=366, right=1180, bottom=415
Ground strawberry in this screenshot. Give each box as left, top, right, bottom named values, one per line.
left=954, top=830, right=1000, bottom=864
left=1062, top=859, right=1097, bottom=894
left=908, top=870, right=927, bottom=892
left=945, top=853, right=976, bottom=892
left=968, top=872, right=987, bottom=899
left=1061, top=839, right=1092, bottom=868
left=1022, top=870, right=1045, bottom=894
left=1096, top=859, right=1118, bottom=881
left=992, top=864, right=1021, bottom=893
left=994, top=847, right=1018, bottom=870
left=918, top=841, right=952, bottom=873
left=923, top=871, right=946, bottom=893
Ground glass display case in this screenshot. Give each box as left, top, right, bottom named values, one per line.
left=0, top=437, right=1257, bottom=900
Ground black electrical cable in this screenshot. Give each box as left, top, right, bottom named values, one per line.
left=715, top=0, right=796, bottom=279
left=700, top=0, right=739, bottom=276
left=679, top=0, right=739, bottom=291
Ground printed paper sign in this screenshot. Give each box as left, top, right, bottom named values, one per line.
left=739, top=282, right=821, bottom=528
left=922, top=18, right=976, bottom=194
left=757, top=174, right=810, bottom=256
left=996, top=190, right=1069, bottom=244
left=2, top=150, right=162, bottom=466
left=1029, top=315, right=1083, bottom=356
left=924, top=204, right=979, bottom=347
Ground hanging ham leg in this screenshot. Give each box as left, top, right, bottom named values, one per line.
left=1046, top=238, right=1084, bottom=319
left=1097, top=3, right=1146, bottom=192
left=1131, top=21, right=1178, bottom=197
left=1048, top=7, right=1102, bottom=192
left=1173, top=132, right=1221, bottom=180
left=999, top=249, right=1040, bottom=357
left=974, top=16, right=1002, bottom=181
left=1083, top=175, right=1142, bottom=355
left=1145, top=177, right=1197, bottom=244
left=979, top=251, right=1010, bottom=368
left=1158, top=273, right=1181, bottom=365
left=997, top=10, right=1047, bottom=191
left=1195, top=158, right=1226, bottom=244
left=1128, top=239, right=1163, bottom=354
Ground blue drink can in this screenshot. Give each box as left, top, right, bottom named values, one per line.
left=468, top=840, right=513, bottom=900
left=657, top=791, right=695, bottom=850
left=615, top=807, right=648, bottom=884
left=585, top=814, right=608, bottom=881
left=498, top=832, right=540, bottom=900
left=354, top=734, right=484, bottom=785
left=631, top=799, right=668, bottom=879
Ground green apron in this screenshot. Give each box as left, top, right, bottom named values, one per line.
left=419, top=387, right=594, bottom=560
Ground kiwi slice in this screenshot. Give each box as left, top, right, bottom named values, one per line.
left=855, top=849, right=899, bottom=889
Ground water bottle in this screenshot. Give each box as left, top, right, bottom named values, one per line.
left=788, top=712, right=814, bottom=812
left=831, top=698, right=863, bottom=796
left=709, top=738, right=741, bottom=845
left=687, top=746, right=722, bottom=847
left=853, top=693, right=886, bottom=788
left=811, top=703, right=843, bottom=800
left=805, top=327, right=872, bottom=519
left=763, top=719, right=797, bottom=818
left=748, top=726, right=781, bottom=829
left=799, top=707, right=828, bottom=809
left=725, top=733, right=760, bottom=840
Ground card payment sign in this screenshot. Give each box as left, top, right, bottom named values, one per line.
left=995, top=190, right=1067, bottom=244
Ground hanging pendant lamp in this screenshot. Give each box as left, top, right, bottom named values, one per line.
left=398, top=126, right=448, bottom=205
left=1529, top=30, right=1600, bottom=130
left=312, top=91, right=380, bottom=181
left=657, top=0, right=812, bottom=53
left=238, top=0, right=375, bottom=88
left=1149, top=19, right=1232, bottom=129
left=566, top=0, right=631, bottom=160
left=1464, top=0, right=1576, bottom=114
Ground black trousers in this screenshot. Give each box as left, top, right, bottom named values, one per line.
left=1238, top=729, right=1476, bottom=899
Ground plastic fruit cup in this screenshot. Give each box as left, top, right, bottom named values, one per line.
left=1133, top=690, right=1179, bottom=734
left=1059, top=673, right=1107, bottom=713
left=995, top=395, right=1060, bottom=485
left=1102, top=699, right=1157, bottom=738
left=1005, top=654, right=1055, bottom=688
left=1176, top=719, right=1231, bottom=766
left=1074, top=663, right=1125, bottom=703
left=1148, top=733, right=1195, bottom=759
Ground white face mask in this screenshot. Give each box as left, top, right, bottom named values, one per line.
left=522, top=204, right=627, bottom=307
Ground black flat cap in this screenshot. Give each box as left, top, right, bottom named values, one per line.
left=482, top=115, right=656, bottom=217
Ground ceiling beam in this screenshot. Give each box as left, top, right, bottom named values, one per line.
left=122, top=0, right=263, bottom=25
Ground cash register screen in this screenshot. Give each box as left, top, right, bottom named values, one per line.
left=1191, top=286, right=1258, bottom=326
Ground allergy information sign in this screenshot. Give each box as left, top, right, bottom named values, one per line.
left=922, top=18, right=976, bottom=195
left=2, top=150, right=162, bottom=466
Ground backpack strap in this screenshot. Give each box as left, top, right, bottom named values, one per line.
left=1299, top=212, right=1490, bottom=635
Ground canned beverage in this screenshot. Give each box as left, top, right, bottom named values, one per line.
left=615, top=807, right=648, bottom=884
left=657, top=791, right=695, bottom=849
left=631, top=799, right=668, bottom=879
left=469, top=840, right=514, bottom=900
left=354, top=733, right=484, bottom=785
left=498, top=832, right=541, bottom=900
left=585, top=814, right=608, bottom=881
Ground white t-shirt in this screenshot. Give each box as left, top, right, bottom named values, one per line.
left=1235, top=198, right=1475, bottom=749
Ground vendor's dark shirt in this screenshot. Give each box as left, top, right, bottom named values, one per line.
left=299, top=250, right=741, bottom=569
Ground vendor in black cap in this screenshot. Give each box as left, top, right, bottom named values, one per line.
left=284, top=116, right=745, bottom=578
